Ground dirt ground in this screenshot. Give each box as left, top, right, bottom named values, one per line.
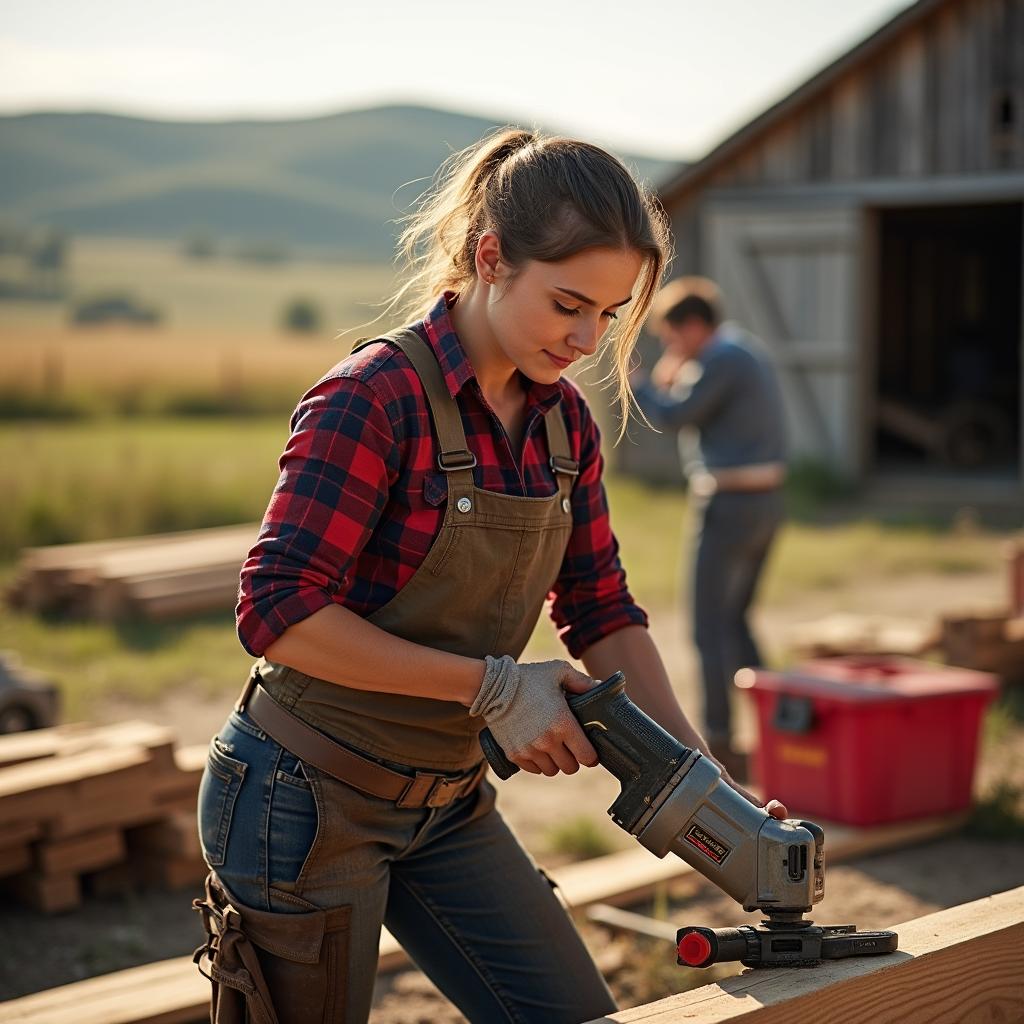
left=2, top=567, right=1023, bottom=1018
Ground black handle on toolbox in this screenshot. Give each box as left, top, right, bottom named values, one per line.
left=772, top=693, right=816, bottom=733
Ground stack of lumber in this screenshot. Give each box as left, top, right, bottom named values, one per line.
left=939, top=539, right=1024, bottom=685
left=788, top=613, right=938, bottom=659
left=941, top=609, right=1024, bottom=684
left=7, top=524, right=257, bottom=621
left=0, top=721, right=207, bottom=912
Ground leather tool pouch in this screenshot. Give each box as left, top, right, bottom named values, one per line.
left=193, top=872, right=352, bottom=1024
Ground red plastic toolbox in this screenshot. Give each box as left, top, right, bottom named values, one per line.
left=735, top=655, right=999, bottom=826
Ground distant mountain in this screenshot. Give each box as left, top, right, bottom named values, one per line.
left=0, top=105, right=679, bottom=258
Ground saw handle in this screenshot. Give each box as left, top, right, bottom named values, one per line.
left=479, top=670, right=684, bottom=786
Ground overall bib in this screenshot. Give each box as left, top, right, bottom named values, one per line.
left=194, top=330, right=617, bottom=1023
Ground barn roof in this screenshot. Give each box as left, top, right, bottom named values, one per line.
left=658, top=0, right=956, bottom=206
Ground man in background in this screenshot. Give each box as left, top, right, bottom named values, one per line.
left=632, top=277, right=787, bottom=780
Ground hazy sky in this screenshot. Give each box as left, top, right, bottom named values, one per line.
left=1, top=0, right=913, bottom=160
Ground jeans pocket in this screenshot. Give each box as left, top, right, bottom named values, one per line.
left=198, top=738, right=248, bottom=868
left=268, top=753, right=319, bottom=889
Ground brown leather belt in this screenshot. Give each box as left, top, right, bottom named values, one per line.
left=235, top=674, right=487, bottom=809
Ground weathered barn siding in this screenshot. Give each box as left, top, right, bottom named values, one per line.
left=676, top=0, right=1023, bottom=199
left=635, top=0, right=1024, bottom=499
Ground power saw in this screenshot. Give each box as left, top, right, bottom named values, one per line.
left=480, top=671, right=897, bottom=968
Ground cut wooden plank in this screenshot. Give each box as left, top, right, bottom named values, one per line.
left=592, top=885, right=1024, bottom=1023
left=91, top=566, right=241, bottom=621
left=0, top=724, right=92, bottom=770
left=35, top=829, right=126, bottom=876
left=4, top=870, right=82, bottom=913
left=57, top=721, right=178, bottom=773
left=0, top=746, right=151, bottom=805
left=0, top=819, right=43, bottom=850
left=47, top=792, right=165, bottom=840
left=0, top=953, right=211, bottom=1024
left=0, top=843, right=32, bottom=877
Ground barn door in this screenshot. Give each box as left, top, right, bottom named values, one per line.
left=703, top=202, right=865, bottom=478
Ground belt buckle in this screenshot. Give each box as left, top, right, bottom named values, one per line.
left=426, top=761, right=487, bottom=808
left=425, top=774, right=456, bottom=808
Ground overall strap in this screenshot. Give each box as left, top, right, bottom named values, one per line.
left=384, top=329, right=477, bottom=490
left=543, top=402, right=579, bottom=502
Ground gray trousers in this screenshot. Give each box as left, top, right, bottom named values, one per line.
left=690, top=489, right=785, bottom=740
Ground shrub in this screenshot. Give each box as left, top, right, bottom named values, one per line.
left=282, top=297, right=322, bottom=334
left=71, top=292, right=162, bottom=326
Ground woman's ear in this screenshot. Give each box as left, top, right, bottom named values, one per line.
left=474, top=230, right=503, bottom=284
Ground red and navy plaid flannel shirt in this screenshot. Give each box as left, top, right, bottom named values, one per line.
left=237, top=293, right=648, bottom=659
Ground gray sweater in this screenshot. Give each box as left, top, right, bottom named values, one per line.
left=633, top=325, right=786, bottom=473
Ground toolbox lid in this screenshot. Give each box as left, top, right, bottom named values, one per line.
left=735, top=656, right=999, bottom=703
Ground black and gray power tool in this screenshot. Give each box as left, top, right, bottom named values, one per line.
left=480, top=671, right=898, bottom=968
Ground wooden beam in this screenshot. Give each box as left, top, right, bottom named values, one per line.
left=588, top=885, right=1024, bottom=1024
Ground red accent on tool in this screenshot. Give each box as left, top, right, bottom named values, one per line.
left=677, top=930, right=713, bottom=966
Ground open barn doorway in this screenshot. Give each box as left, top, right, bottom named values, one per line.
left=873, top=202, right=1022, bottom=479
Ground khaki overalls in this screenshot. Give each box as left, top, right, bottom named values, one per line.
left=194, top=330, right=617, bottom=1023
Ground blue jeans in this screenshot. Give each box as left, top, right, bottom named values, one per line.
left=197, top=708, right=616, bottom=1023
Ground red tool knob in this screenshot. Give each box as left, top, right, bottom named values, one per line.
left=677, top=929, right=714, bottom=967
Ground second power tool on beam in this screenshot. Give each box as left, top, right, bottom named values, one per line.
left=480, top=671, right=897, bottom=968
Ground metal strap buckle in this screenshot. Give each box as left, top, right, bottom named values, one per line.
left=549, top=455, right=580, bottom=478
left=437, top=450, right=478, bottom=472
left=425, top=775, right=458, bottom=808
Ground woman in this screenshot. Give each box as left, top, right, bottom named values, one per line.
left=194, top=128, right=786, bottom=1024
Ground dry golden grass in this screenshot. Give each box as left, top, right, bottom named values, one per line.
left=2, top=322, right=354, bottom=416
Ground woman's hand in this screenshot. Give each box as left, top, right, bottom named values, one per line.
left=470, top=656, right=599, bottom=776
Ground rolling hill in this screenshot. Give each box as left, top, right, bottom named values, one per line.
left=0, top=105, right=677, bottom=259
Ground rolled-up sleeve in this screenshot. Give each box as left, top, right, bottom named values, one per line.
left=549, top=402, right=648, bottom=659
left=236, top=376, right=396, bottom=656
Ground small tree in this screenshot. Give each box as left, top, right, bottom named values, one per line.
left=282, top=297, right=322, bottom=335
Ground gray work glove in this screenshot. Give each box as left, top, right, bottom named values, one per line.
left=469, top=655, right=599, bottom=776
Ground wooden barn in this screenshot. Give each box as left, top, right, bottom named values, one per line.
left=629, top=0, right=1024, bottom=506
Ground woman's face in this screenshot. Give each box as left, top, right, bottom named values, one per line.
left=487, top=246, right=643, bottom=385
